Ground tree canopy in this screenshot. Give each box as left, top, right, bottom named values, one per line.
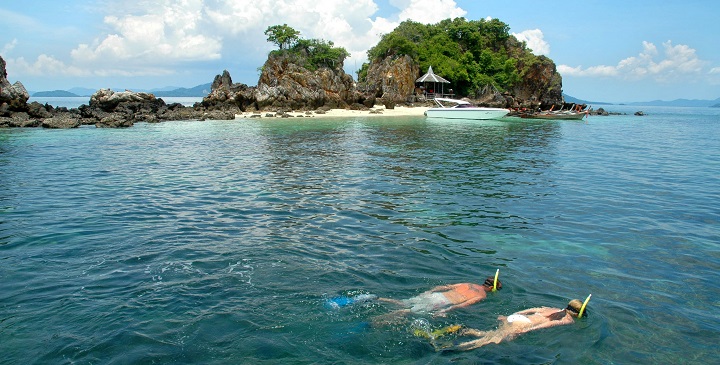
left=264, top=25, right=349, bottom=71
left=264, top=24, right=300, bottom=50
left=363, top=18, right=540, bottom=97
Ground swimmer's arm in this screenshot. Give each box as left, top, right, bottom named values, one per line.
left=428, top=284, right=455, bottom=292
left=376, top=297, right=403, bottom=306
left=449, top=331, right=507, bottom=351
left=514, top=307, right=549, bottom=316
left=434, top=296, right=482, bottom=316
left=530, top=312, right=574, bottom=331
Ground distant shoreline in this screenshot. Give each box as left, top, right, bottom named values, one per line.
left=28, top=96, right=204, bottom=108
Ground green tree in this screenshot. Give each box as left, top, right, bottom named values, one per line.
left=363, top=17, right=541, bottom=97
left=263, top=25, right=350, bottom=71
left=292, top=39, right=349, bottom=70
left=264, top=24, right=300, bottom=50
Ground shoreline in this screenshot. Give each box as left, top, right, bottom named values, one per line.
left=235, top=105, right=429, bottom=119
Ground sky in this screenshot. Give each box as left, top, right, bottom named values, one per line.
left=1, top=0, right=719, bottom=103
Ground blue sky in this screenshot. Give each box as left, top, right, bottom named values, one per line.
left=1, top=0, right=718, bottom=102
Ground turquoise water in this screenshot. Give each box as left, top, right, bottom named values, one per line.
left=1, top=107, right=718, bottom=364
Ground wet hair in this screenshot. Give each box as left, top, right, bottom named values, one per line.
left=482, top=276, right=502, bottom=290
left=566, top=299, right=587, bottom=317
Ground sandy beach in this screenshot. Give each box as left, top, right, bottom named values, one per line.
left=236, top=105, right=429, bottom=119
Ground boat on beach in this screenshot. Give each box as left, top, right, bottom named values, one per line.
left=424, top=98, right=509, bottom=120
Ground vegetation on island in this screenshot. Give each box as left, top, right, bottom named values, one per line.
left=264, top=24, right=350, bottom=71
left=358, top=18, right=549, bottom=97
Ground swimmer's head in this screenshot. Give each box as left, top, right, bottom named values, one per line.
left=566, top=299, right=587, bottom=317
left=483, top=277, right=502, bottom=290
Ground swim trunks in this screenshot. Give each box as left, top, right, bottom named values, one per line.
left=403, top=292, right=452, bottom=313
left=506, top=314, right=532, bottom=324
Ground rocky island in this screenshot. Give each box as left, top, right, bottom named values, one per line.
left=2, top=19, right=589, bottom=129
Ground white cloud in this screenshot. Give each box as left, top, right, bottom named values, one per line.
left=2, top=39, right=18, bottom=55
left=70, top=6, right=222, bottom=65
left=199, top=0, right=466, bottom=73
left=559, top=41, right=708, bottom=82
left=708, top=67, right=720, bottom=85
left=6, top=0, right=470, bottom=81
left=558, top=64, right=618, bottom=77
left=512, top=29, right=549, bottom=56
left=6, top=54, right=88, bottom=77
left=708, top=67, right=720, bottom=80
left=395, top=0, right=466, bottom=24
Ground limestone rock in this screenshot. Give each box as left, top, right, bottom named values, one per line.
left=255, top=52, right=358, bottom=110
left=199, top=110, right=236, bottom=121
left=89, top=89, right=164, bottom=112
left=0, top=56, right=30, bottom=109
left=27, top=101, right=53, bottom=118
left=96, top=114, right=133, bottom=128
left=511, top=55, right=563, bottom=109
left=41, top=114, right=81, bottom=129
left=202, top=70, right=255, bottom=112
left=364, top=55, right=419, bottom=102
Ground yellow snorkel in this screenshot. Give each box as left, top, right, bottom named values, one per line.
left=578, top=294, right=592, bottom=318
left=492, top=269, right=500, bottom=292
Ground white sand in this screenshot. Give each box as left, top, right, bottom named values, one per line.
left=235, top=105, right=429, bottom=119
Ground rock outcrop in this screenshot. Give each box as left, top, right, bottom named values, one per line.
left=201, top=70, right=255, bottom=112
left=1, top=55, right=242, bottom=129
left=511, top=55, right=563, bottom=110
left=362, top=55, right=418, bottom=105
left=83, top=89, right=169, bottom=127
left=199, top=51, right=372, bottom=112
left=0, top=56, right=30, bottom=110
left=255, top=52, right=363, bottom=110
left=41, top=114, right=82, bottom=129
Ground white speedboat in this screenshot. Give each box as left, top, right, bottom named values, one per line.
left=424, top=98, right=509, bottom=120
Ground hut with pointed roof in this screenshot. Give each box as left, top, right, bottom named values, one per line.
left=415, top=66, right=451, bottom=99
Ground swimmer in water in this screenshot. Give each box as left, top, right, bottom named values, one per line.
left=449, top=299, right=588, bottom=351
left=376, top=276, right=503, bottom=318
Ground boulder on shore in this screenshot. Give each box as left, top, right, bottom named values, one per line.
left=42, top=114, right=82, bottom=129
left=0, top=56, right=30, bottom=112
left=90, top=89, right=165, bottom=113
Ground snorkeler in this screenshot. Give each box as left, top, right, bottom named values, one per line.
left=376, top=274, right=503, bottom=317
left=449, top=296, right=590, bottom=351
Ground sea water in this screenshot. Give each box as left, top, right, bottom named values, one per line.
left=1, top=106, right=718, bottom=364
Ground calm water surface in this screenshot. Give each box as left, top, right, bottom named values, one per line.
left=1, top=107, right=718, bottom=364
